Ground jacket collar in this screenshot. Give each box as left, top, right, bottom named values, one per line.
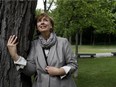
left=36, top=40, right=56, bottom=71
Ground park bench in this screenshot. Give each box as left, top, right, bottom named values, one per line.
left=111, top=52, right=116, bottom=56
left=78, top=53, right=96, bottom=58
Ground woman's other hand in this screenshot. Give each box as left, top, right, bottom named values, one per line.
left=45, top=66, right=66, bottom=76
left=7, top=35, right=19, bottom=61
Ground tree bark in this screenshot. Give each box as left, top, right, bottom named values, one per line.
left=0, top=1, right=37, bottom=87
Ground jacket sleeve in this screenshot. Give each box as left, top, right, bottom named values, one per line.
left=21, top=41, right=37, bottom=76
left=63, top=38, right=78, bottom=75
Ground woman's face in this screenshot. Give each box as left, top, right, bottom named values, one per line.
left=37, top=16, right=52, bottom=33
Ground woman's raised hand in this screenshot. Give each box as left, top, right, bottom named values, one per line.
left=7, top=35, right=19, bottom=61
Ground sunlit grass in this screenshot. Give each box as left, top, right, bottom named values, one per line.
left=71, top=45, right=116, bottom=87
left=72, top=45, right=116, bottom=53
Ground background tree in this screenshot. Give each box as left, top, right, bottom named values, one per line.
left=53, top=0, right=116, bottom=42
left=52, top=0, right=116, bottom=55
left=0, top=1, right=37, bottom=87
left=42, top=0, right=55, bottom=12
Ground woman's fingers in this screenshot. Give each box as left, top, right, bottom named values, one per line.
left=7, top=36, right=12, bottom=43
left=8, top=35, right=15, bottom=43
left=7, top=35, right=18, bottom=46
left=10, top=35, right=16, bottom=43
left=11, top=36, right=17, bottom=44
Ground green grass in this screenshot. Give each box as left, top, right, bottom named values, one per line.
left=72, top=45, right=116, bottom=53
left=74, top=57, right=116, bottom=87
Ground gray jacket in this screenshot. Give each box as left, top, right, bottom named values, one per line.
left=23, top=37, right=78, bottom=87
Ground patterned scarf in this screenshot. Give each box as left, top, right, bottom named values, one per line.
left=38, top=32, right=57, bottom=49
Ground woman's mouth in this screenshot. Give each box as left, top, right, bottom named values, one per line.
left=40, top=26, right=47, bottom=29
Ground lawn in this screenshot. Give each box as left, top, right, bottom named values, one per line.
left=72, top=45, right=116, bottom=53
left=74, top=57, right=116, bottom=87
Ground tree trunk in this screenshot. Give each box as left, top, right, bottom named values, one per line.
left=69, top=36, right=72, bottom=44
left=79, top=30, right=82, bottom=45
left=0, top=1, right=37, bottom=87
left=74, top=31, right=78, bottom=77
left=75, top=32, right=78, bottom=57
left=43, top=0, right=54, bottom=12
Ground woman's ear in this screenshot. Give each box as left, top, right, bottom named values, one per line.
left=50, top=28, right=53, bottom=32
left=49, top=24, right=53, bottom=32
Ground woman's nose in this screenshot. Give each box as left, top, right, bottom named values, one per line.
left=40, top=20, right=44, bottom=24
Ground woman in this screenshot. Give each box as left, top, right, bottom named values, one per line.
left=7, top=13, right=78, bottom=87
